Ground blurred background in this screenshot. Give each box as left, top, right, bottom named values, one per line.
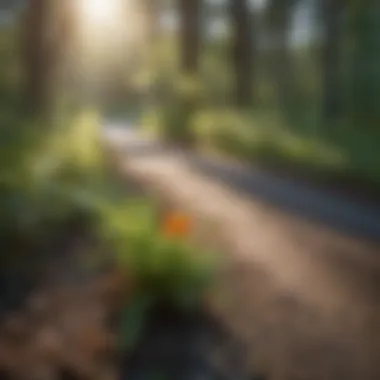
left=0, top=0, right=380, bottom=379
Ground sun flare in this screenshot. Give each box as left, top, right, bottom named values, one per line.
left=78, top=0, right=122, bottom=25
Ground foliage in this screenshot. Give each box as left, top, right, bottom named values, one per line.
left=348, top=2, right=380, bottom=126
left=98, top=200, right=218, bottom=308
left=0, top=25, right=22, bottom=105
left=0, top=104, right=105, bottom=259
left=142, top=72, right=203, bottom=144
left=119, top=292, right=153, bottom=351
left=191, top=108, right=380, bottom=185
left=97, top=199, right=219, bottom=349
left=134, top=0, right=380, bottom=190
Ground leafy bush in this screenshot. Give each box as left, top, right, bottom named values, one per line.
left=97, top=200, right=219, bottom=349
left=98, top=200, right=218, bottom=308
left=142, top=74, right=204, bottom=145
left=190, top=108, right=380, bottom=183
left=0, top=108, right=105, bottom=257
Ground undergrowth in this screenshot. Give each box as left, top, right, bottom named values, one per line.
left=0, top=104, right=109, bottom=298
left=97, top=200, right=220, bottom=350
left=0, top=100, right=220, bottom=353
left=190, top=108, right=380, bottom=186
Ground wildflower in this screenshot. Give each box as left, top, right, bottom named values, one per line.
left=161, top=211, right=191, bottom=239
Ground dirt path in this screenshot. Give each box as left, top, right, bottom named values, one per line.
left=105, top=127, right=380, bottom=380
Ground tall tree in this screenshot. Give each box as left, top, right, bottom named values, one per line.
left=23, top=0, right=71, bottom=117
left=172, top=0, right=202, bottom=144
left=266, top=0, right=298, bottom=115
left=230, top=0, right=256, bottom=107
left=23, top=0, right=52, bottom=116
left=178, top=0, right=202, bottom=75
left=143, top=0, right=162, bottom=44
left=320, top=0, right=345, bottom=123
left=350, top=0, right=380, bottom=127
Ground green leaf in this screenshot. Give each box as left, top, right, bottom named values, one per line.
left=120, top=293, right=154, bottom=351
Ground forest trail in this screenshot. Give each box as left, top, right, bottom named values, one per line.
left=104, top=124, right=380, bottom=380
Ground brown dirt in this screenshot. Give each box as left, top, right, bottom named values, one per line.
left=0, top=235, right=121, bottom=380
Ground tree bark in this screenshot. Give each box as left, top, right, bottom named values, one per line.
left=267, top=0, right=297, bottom=116
left=321, top=0, right=345, bottom=123
left=23, top=0, right=51, bottom=116
left=230, top=0, right=255, bottom=107
left=350, top=0, right=380, bottom=127
left=144, top=0, right=161, bottom=44
left=178, top=0, right=201, bottom=75
left=173, top=0, right=202, bottom=145
left=23, top=0, right=72, bottom=118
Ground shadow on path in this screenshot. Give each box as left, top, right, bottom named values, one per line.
left=186, top=152, right=380, bottom=242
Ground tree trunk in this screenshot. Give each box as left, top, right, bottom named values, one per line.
left=275, top=17, right=293, bottom=112
left=321, top=0, right=345, bottom=123
left=350, top=1, right=380, bottom=127
left=23, top=0, right=71, bottom=118
left=144, top=0, right=161, bottom=44
left=267, top=0, right=297, bottom=117
left=173, top=0, right=202, bottom=145
left=58, top=0, right=78, bottom=109
left=178, top=0, right=201, bottom=75
left=230, top=0, right=255, bottom=107
left=23, top=0, right=51, bottom=116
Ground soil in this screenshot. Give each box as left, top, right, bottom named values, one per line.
left=0, top=221, right=115, bottom=380
left=120, top=303, right=255, bottom=380
left=0, top=221, right=250, bottom=380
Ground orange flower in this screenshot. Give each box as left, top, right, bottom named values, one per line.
left=161, top=212, right=192, bottom=239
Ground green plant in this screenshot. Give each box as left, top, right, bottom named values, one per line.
left=99, top=200, right=218, bottom=307
left=142, top=72, right=203, bottom=145
left=97, top=200, right=219, bottom=350
left=0, top=107, right=106, bottom=255
left=190, top=108, right=380, bottom=183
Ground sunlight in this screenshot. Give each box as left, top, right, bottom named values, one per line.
left=78, top=0, right=123, bottom=25
left=70, top=0, right=147, bottom=105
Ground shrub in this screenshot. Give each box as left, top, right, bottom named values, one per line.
left=191, top=108, right=349, bottom=174
left=142, top=74, right=204, bottom=145
left=97, top=200, right=219, bottom=350
left=0, top=108, right=105, bottom=256
left=98, top=200, right=218, bottom=308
